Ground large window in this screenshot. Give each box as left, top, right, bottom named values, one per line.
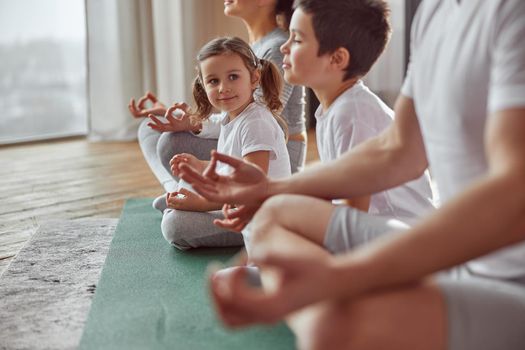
left=0, top=0, right=88, bottom=144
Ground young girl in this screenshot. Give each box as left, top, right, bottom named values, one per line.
left=129, top=0, right=305, bottom=207
left=158, top=36, right=291, bottom=250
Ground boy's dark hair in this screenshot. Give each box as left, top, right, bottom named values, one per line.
left=293, top=0, right=391, bottom=80
left=275, top=0, right=294, bottom=30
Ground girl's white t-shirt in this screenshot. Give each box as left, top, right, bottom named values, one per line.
left=216, top=102, right=291, bottom=179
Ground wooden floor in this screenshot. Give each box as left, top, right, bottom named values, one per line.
left=0, top=131, right=318, bottom=275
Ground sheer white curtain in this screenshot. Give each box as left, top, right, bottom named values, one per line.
left=0, top=0, right=88, bottom=144
left=86, top=0, right=246, bottom=141
left=152, top=0, right=247, bottom=104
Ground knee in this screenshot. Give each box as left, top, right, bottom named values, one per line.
left=294, top=300, right=393, bottom=350
left=137, top=118, right=155, bottom=140
left=293, top=303, right=353, bottom=350
left=250, top=194, right=290, bottom=245
left=157, top=132, right=176, bottom=171
left=161, top=209, right=191, bottom=250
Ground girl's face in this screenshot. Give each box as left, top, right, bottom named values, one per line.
left=200, top=53, right=258, bottom=118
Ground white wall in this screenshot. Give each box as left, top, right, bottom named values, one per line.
left=363, top=0, right=405, bottom=107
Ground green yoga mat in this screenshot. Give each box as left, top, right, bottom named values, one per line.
left=79, top=199, right=295, bottom=350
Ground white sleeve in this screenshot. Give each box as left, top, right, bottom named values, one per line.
left=195, top=113, right=222, bottom=139
left=400, top=67, right=414, bottom=99
left=488, top=0, right=525, bottom=113
left=239, top=118, right=280, bottom=159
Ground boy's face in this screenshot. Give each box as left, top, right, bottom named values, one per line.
left=200, top=53, right=257, bottom=117
left=280, top=8, right=331, bottom=89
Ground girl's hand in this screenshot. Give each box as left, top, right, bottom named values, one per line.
left=147, top=102, right=201, bottom=133
left=128, top=91, right=166, bottom=118
left=166, top=188, right=211, bottom=212
left=170, top=153, right=206, bottom=177
left=213, top=204, right=259, bottom=232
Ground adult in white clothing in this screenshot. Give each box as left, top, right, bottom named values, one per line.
left=178, top=1, right=525, bottom=349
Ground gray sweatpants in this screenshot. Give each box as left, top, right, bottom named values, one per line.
left=324, top=205, right=525, bottom=350
left=137, top=119, right=178, bottom=192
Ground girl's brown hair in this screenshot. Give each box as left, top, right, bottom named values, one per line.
left=192, top=36, right=288, bottom=140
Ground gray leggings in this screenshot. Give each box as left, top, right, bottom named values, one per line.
left=324, top=206, right=525, bottom=350
left=286, top=138, right=306, bottom=174
left=137, top=119, right=178, bottom=192
left=161, top=208, right=244, bottom=250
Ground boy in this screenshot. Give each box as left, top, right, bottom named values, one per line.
left=279, top=0, right=433, bottom=221
left=215, top=0, right=433, bottom=236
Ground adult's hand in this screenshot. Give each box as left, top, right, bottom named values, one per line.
left=209, top=249, right=339, bottom=328
left=178, top=151, right=270, bottom=205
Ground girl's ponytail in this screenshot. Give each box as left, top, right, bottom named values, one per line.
left=192, top=76, right=213, bottom=120
left=259, top=58, right=289, bottom=140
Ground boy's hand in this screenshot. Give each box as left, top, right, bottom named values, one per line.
left=170, top=153, right=206, bottom=177
left=166, top=188, right=212, bottom=212
left=128, top=91, right=166, bottom=118
left=147, top=102, right=201, bottom=133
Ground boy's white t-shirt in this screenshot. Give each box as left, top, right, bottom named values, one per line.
left=216, top=102, right=291, bottom=179
left=315, top=80, right=435, bottom=222
left=401, top=0, right=525, bottom=277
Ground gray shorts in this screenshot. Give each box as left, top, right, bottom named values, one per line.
left=323, top=205, right=410, bottom=254
left=436, top=267, right=525, bottom=350
left=323, top=205, right=525, bottom=350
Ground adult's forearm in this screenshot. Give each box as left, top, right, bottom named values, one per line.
left=330, top=170, right=525, bottom=300
left=268, top=131, right=425, bottom=199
